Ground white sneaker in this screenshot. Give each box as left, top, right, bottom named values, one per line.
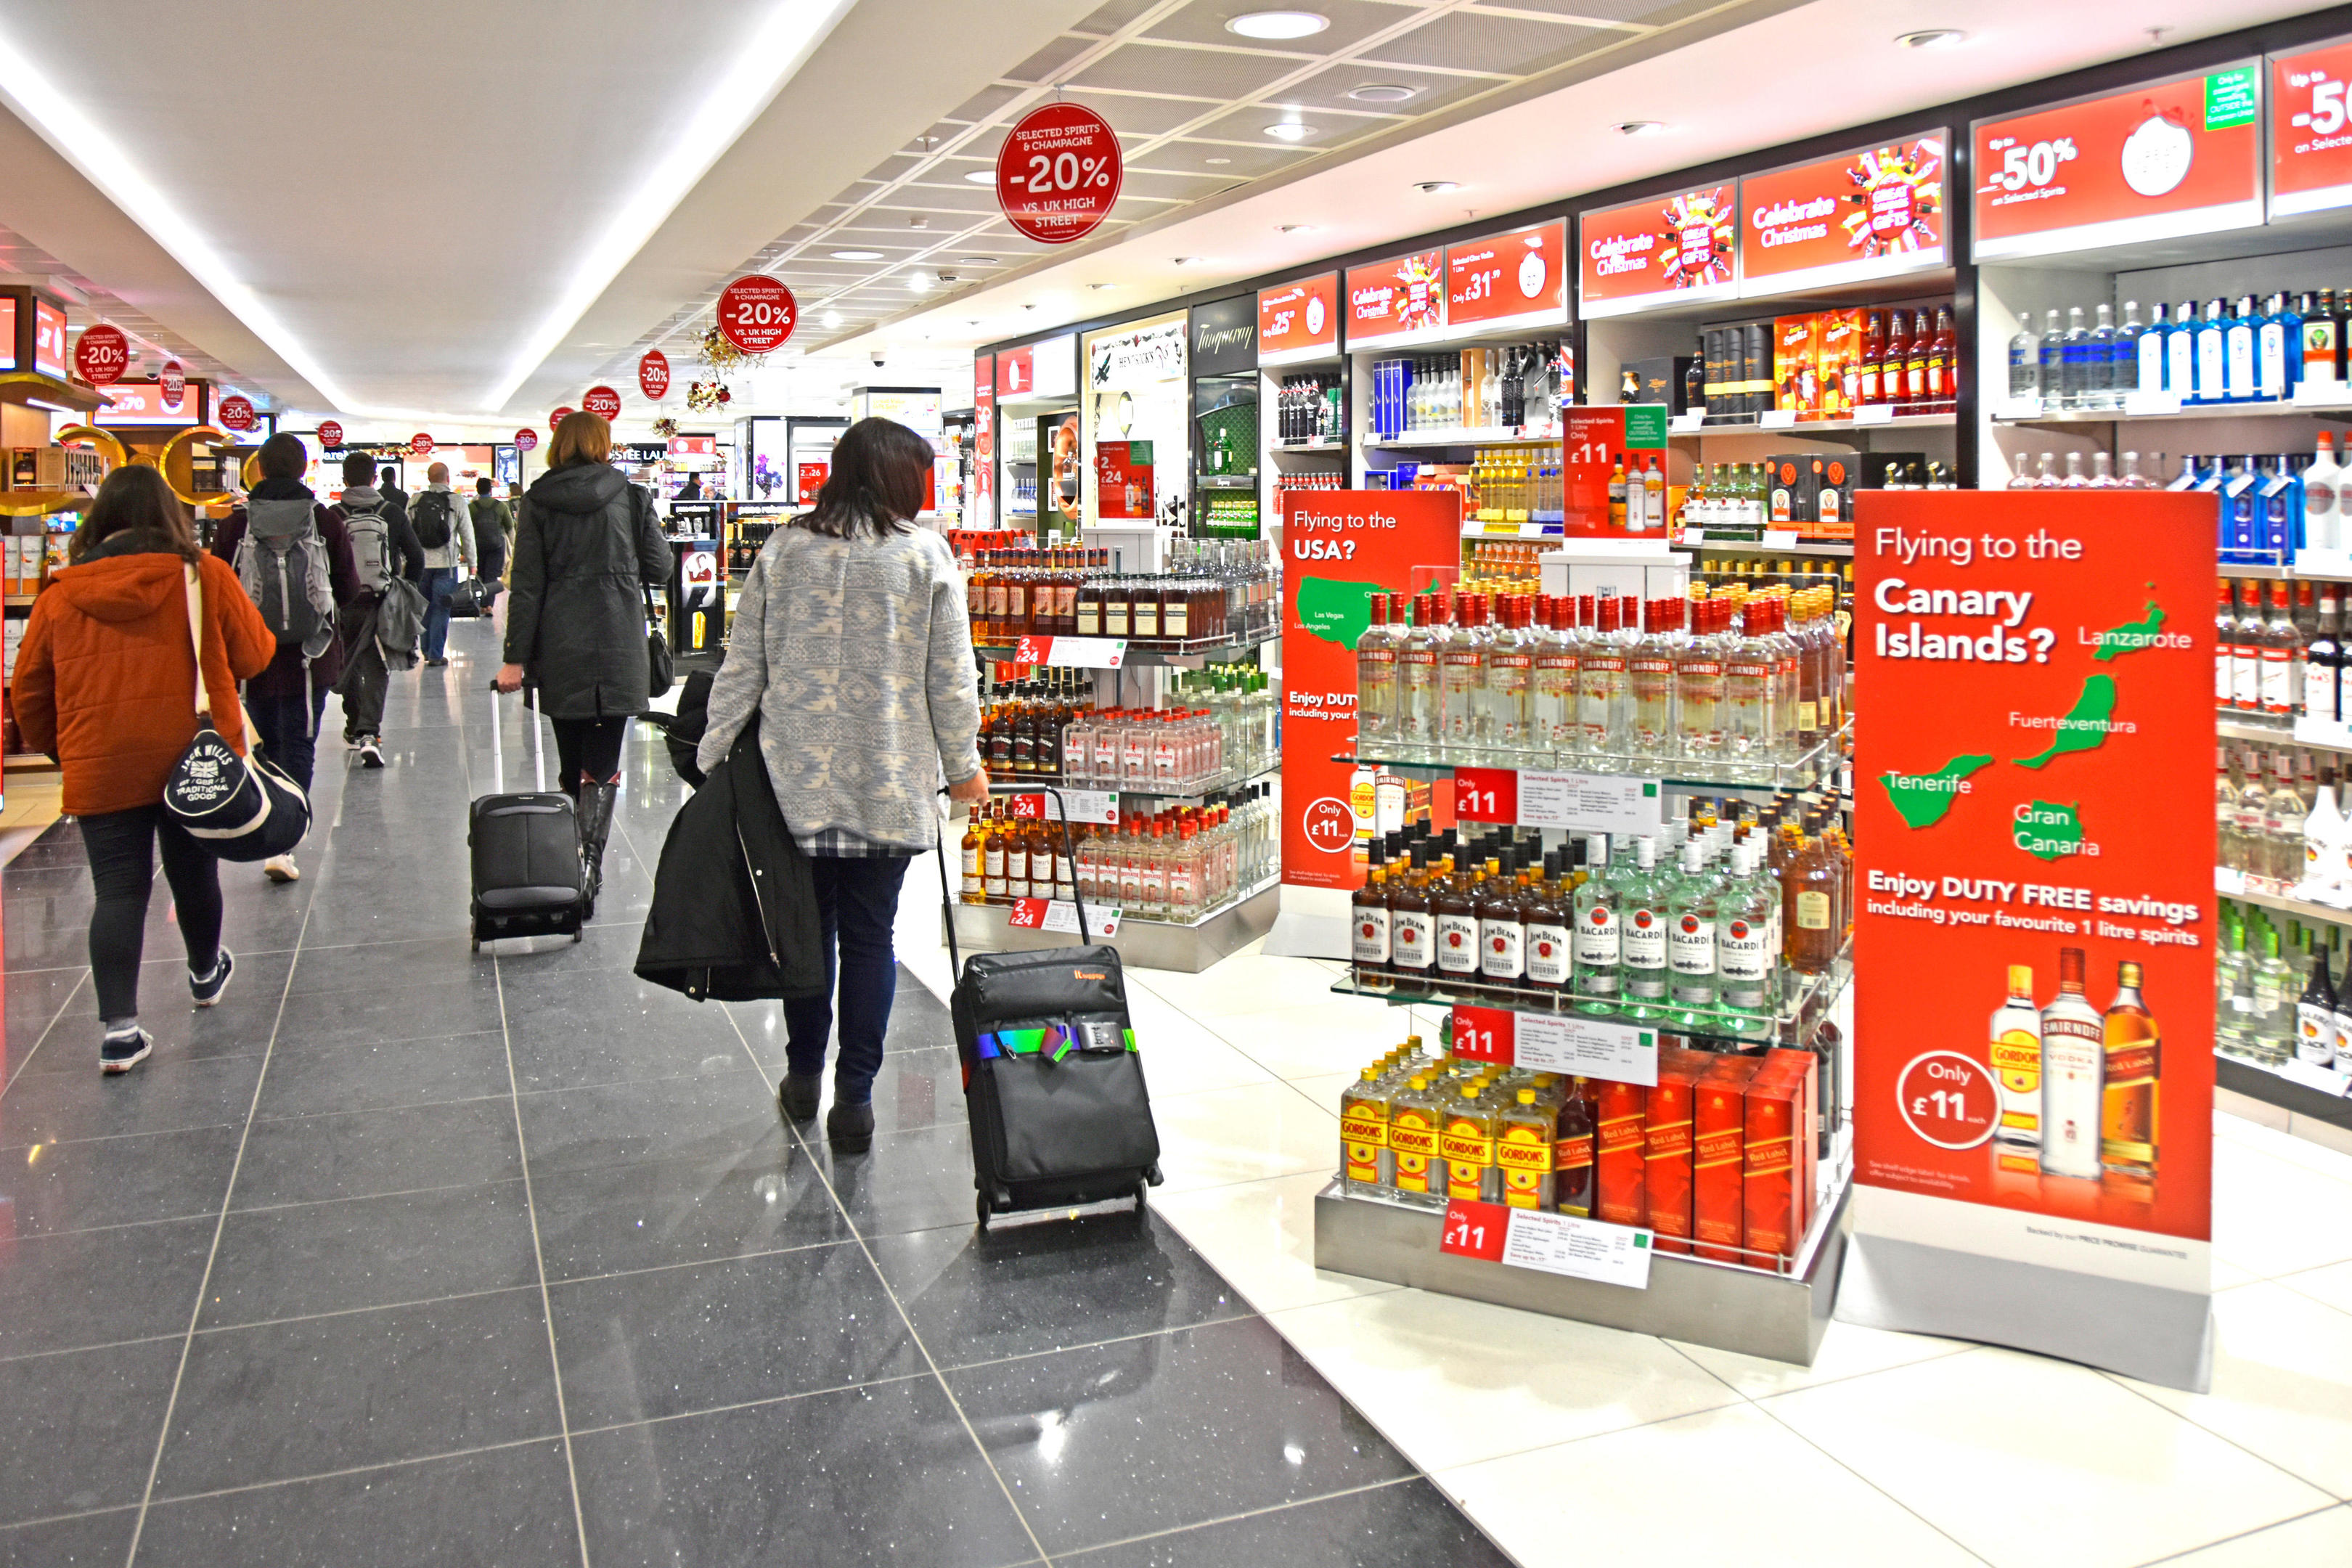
left=264, top=854, right=301, bottom=883
left=358, top=736, right=385, bottom=769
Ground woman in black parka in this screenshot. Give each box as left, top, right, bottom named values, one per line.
left=495, top=410, right=670, bottom=914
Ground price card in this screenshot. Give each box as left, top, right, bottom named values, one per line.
left=1679, top=528, right=1706, bottom=546
left=1853, top=404, right=1895, bottom=425
left=1451, top=1003, right=1517, bottom=1063
left=1439, top=1199, right=1511, bottom=1262
left=1007, top=898, right=1121, bottom=938
left=1008, top=636, right=1127, bottom=668
left=1514, top=1012, right=1659, bottom=1086
left=2123, top=389, right=2184, bottom=417
left=1993, top=396, right=2043, bottom=421
left=1668, top=411, right=1704, bottom=433
left=1500, top=1208, right=1654, bottom=1289
left=1516, top=770, right=1665, bottom=836
left=1760, top=528, right=1800, bottom=550
left=1758, top=409, right=1797, bottom=430
left=1005, top=791, right=1117, bottom=824
left=2295, top=380, right=2352, bottom=409
left=2275, top=1058, right=2352, bottom=1098
left=1452, top=767, right=1519, bottom=824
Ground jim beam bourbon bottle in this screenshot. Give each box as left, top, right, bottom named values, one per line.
left=2101, top=960, right=2159, bottom=1181
left=2038, top=947, right=2106, bottom=1180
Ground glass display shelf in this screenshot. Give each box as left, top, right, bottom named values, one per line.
left=991, top=758, right=1281, bottom=801
left=1362, top=428, right=1564, bottom=449
left=2216, top=869, right=2352, bottom=928
left=1672, top=411, right=1954, bottom=435
left=1269, top=437, right=1346, bottom=453
left=1675, top=538, right=1855, bottom=558
left=974, top=630, right=1277, bottom=664
left=1334, top=727, right=1848, bottom=791
left=1993, top=398, right=2352, bottom=425
left=954, top=873, right=1279, bottom=931
left=1197, top=474, right=1259, bottom=489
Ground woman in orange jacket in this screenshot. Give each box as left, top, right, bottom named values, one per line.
left=12, top=465, right=274, bottom=1071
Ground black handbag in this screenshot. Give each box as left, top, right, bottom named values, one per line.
left=163, top=565, right=311, bottom=861
left=645, top=586, right=674, bottom=698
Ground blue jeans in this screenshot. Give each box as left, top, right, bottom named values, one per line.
left=247, top=685, right=329, bottom=794
left=421, top=568, right=457, bottom=659
left=782, top=855, right=913, bottom=1103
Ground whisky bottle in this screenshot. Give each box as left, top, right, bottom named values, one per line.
left=2102, top=960, right=2160, bottom=1178
left=1989, top=964, right=2041, bottom=1151
left=2038, top=947, right=2106, bottom=1179
left=1351, top=852, right=1392, bottom=985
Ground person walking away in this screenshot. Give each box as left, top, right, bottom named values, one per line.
left=695, top=417, right=987, bottom=1151
left=378, top=464, right=410, bottom=536
left=410, top=462, right=476, bottom=666
left=208, top=433, right=362, bottom=883
left=471, top=477, right=512, bottom=603
left=10, top=466, right=274, bottom=1071
left=327, top=452, right=424, bottom=766
left=677, top=472, right=701, bottom=501
left=496, top=410, right=669, bottom=917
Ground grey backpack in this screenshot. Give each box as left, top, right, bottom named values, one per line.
left=234, top=498, right=336, bottom=660
left=343, top=501, right=395, bottom=595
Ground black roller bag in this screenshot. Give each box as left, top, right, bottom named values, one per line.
left=470, top=685, right=584, bottom=948
left=940, top=788, right=1161, bottom=1228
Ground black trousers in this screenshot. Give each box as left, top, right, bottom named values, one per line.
left=79, top=804, right=223, bottom=1022
left=550, top=716, right=629, bottom=796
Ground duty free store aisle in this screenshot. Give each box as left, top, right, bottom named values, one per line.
left=897, top=884, right=2352, bottom=1568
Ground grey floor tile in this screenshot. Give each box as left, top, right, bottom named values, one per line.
left=231, top=1095, right=523, bottom=1208
left=0, top=1050, right=262, bottom=1151
left=502, top=984, right=748, bottom=1095
left=202, top=1180, right=538, bottom=1328
left=514, top=1070, right=790, bottom=1177
left=0, top=1506, right=136, bottom=1566
left=807, top=1119, right=983, bottom=1239
left=530, top=1144, right=852, bottom=1281
left=870, top=1209, right=1250, bottom=1370
left=0, top=1123, right=242, bottom=1237
left=139, top=1440, right=579, bottom=1566
left=282, top=935, right=475, bottom=995
left=1057, top=1479, right=1514, bottom=1566
left=552, top=1241, right=921, bottom=1428
left=571, top=1376, right=1039, bottom=1568
left=0, top=1215, right=212, bottom=1358
left=271, top=981, right=507, bottom=1050
left=947, top=1316, right=1421, bottom=1556
left=158, top=1289, right=561, bottom=1495
left=12, top=948, right=300, bottom=1076
left=0, top=1336, right=181, bottom=1524
left=250, top=1030, right=512, bottom=1120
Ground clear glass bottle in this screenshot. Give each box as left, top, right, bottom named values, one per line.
left=1628, top=598, right=1679, bottom=760
left=1715, top=838, right=1777, bottom=1036
left=2037, top=946, right=2105, bottom=1179
left=1531, top=595, right=1580, bottom=760
left=2008, top=315, right=2041, bottom=402
left=1616, top=836, right=1669, bottom=1021
left=1482, top=595, right=1536, bottom=756
left=1571, top=833, right=1621, bottom=1013
left=2059, top=305, right=2091, bottom=409
left=1675, top=596, right=1727, bottom=762
left=1356, top=592, right=1400, bottom=751
left=1721, top=601, right=1774, bottom=761
left=2088, top=301, right=2118, bottom=410
left=1665, top=841, right=1720, bottom=1028
left=1439, top=594, right=1488, bottom=758
left=1577, top=596, right=1630, bottom=757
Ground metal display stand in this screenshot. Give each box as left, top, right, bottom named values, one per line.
left=947, top=878, right=1278, bottom=974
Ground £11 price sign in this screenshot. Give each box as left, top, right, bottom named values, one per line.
left=1439, top=1198, right=1511, bottom=1262
left=1452, top=767, right=1519, bottom=825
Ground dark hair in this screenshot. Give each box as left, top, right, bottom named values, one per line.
left=342, top=451, right=376, bottom=485
left=799, top=417, right=931, bottom=540
left=258, top=432, right=308, bottom=482
left=70, top=465, right=201, bottom=565
left=476, top=476, right=493, bottom=496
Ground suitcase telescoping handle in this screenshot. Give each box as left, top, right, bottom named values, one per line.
left=486, top=680, right=546, bottom=794
left=934, top=780, right=1096, bottom=979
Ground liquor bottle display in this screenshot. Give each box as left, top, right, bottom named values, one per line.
left=1694, top=302, right=1958, bottom=423
left=958, top=789, right=1277, bottom=924
left=2006, top=291, right=2347, bottom=409
left=968, top=539, right=1278, bottom=648
left=1366, top=340, right=1567, bottom=438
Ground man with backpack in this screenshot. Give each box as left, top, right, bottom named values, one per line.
left=327, top=451, right=424, bottom=770
left=209, top=433, right=362, bottom=883
left=470, top=477, right=511, bottom=603
left=409, top=462, right=477, bottom=666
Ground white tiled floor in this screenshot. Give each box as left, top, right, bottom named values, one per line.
left=901, top=861, right=2352, bottom=1567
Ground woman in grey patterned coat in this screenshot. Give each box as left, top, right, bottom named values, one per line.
left=696, top=417, right=989, bottom=1150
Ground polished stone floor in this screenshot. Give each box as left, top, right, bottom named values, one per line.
left=0, top=620, right=1509, bottom=1567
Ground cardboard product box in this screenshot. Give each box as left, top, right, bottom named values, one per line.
left=1736, top=322, right=1771, bottom=420
left=1766, top=454, right=1818, bottom=526
left=1807, top=454, right=1855, bottom=539
left=1701, top=328, right=1731, bottom=422
left=1593, top=1079, right=1649, bottom=1228
left=1774, top=316, right=1823, bottom=421
left=11, top=446, right=66, bottom=491
left=1765, top=1046, right=1821, bottom=1243
left=1817, top=309, right=1866, bottom=417
left=1621, top=354, right=1698, bottom=415
left=1742, top=1068, right=1802, bottom=1262
left=1693, top=1056, right=1762, bottom=1262
left=3, top=537, right=20, bottom=596
left=1643, top=1051, right=1707, bottom=1255
left=1553, top=1084, right=1596, bottom=1217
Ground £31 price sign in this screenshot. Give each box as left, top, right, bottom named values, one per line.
left=1439, top=1198, right=1511, bottom=1262
left=716, top=275, right=797, bottom=355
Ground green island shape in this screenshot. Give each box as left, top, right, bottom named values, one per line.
left=1877, top=755, right=1995, bottom=829
left=2091, top=599, right=2168, bottom=662
left=2014, top=800, right=2086, bottom=862
left=1297, top=576, right=1383, bottom=650
left=2013, top=675, right=2118, bottom=769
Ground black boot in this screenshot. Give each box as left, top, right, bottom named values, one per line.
left=576, top=780, right=618, bottom=920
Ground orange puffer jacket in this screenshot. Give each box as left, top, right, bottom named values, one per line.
left=11, top=546, right=276, bottom=816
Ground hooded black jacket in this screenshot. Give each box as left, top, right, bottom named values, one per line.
left=634, top=714, right=825, bottom=1002
left=505, top=462, right=670, bottom=719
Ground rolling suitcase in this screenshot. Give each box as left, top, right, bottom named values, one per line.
left=470, top=685, right=584, bottom=950
left=940, top=786, right=1161, bottom=1230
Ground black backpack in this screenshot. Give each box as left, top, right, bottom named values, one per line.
left=412, top=490, right=453, bottom=550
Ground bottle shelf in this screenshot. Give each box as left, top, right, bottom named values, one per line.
left=1335, top=728, right=1849, bottom=793
left=2215, top=716, right=2349, bottom=750
left=1196, top=474, right=1259, bottom=489
left=1669, top=411, right=1955, bottom=436
left=2216, top=1042, right=2352, bottom=1100
left=2216, top=868, right=2352, bottom=928
left=1362, top=428, right=1564, bottom=449
left=974, top=630, right=1277, bottom=665
left=1675, top=539, right=1855, bottom=560
left=1269, top=438, right=1347, bottom=454
left=1993, top=397, right=2352, bottom=425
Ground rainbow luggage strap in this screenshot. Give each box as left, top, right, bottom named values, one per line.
left=974, top=1024, right=1138, bottom=1063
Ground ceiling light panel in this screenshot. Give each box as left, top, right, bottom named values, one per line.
left=1144, top=0, right=1389, bottom=53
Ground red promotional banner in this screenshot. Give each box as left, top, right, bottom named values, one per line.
left=73, top=323, right=128, bottom=385
left=973, top=353, right=995, bottom=522
left=1562, top=405, right=1667, bottom=536
left=217, top=396, right=256, bottom=432
left=996, top=103, right=1122, bottom=245
left=1257, top=274, right=1339, bottom=364
left=1739, top=135, right=1947, bottom=291
left=1443, top=221, right=1568, bottom=332
left=1579, top=185, right=1736, bottom=318
left=796, top=462, right=827, bottom=504
left=92, top=382, right=203, bottom=426
left=1972, top=63, right=2263, bottom=261
left=638, top=349, right=671, bottom=401
left=582, top=385, right=622, bottom=421
left=0, top=297, right=14, bottom=370
left=1344, top=250, right=1444, bottom=351
left=2271, top=37, right=2352, bottom=216
left=33, top=298, right=66, bottom=377
left=1094, top=440, right=1153, bottom=520
left=317, top=420, right=344, bottom=449
left=550, top=406, right=574, bottom=432
left=407, top=431, right=433, bottom=457
left=1281, top=489, right=1462, bottom=890
left=158, top=360, right=186, bottom=409
left=716, top=275, right=796, bottom=354
left=1853, top=491, right=2213, bottom=1313
left=667, top=435, right=715, bottom=457
left=995, top=346, right=1032, bottom=398
left=514, top=428, right=538, bottom=452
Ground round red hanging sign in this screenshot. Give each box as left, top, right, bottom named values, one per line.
left=515, top=428, right=539, bottom=452
left=715, top=275, right=796, bottom=354
left=317, top=419, right=345, bottom=449
left=582, top=385, right=623, bottom=421
left=159, top=359, right=187, bottom=409
left=639, top=350, right=671, bottom=401
left=550, top=406, right=575, bottom=432
left=219, top=396, right=257, bottom=432
left=73, top=323, right=129, bottom=384
left=408, top=431, right=434, bottom=457
left=995, top=103, right=1123, bottom=245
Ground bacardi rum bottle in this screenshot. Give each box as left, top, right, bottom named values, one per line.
left=1572, top=834, right=1621, bottom=1013
left=1989, top=965, right=2041, bottom=1151
left=2038, top=947, right=2106, bottom=1179
left=2101, top=960, right=2160, bottom=1179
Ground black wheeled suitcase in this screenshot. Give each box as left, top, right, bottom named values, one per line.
left=470, top=685, right=584, bottom=950
left=940, top=788, right=1161, bottom=1229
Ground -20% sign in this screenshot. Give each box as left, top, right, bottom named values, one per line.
left=995, top=104, right=1123, bottom=245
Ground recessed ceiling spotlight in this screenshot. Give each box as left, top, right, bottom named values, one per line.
left=963, top=169, right=996, bottom=184
left=908, top=273, right=934, bottom=293
left=1278, top=224, right=1315, bottom=233
left=822, top=311, right=844, bottom=327
left=907, top=215, right=928, bottom=229
left=1413, top=180, right=1460, bottom=195
left=1262, top=122, right=1318, bottom=142
left=1205, top=156, right=1232, bottom=166
left=1347, top=83, right=1416, bottom=103
left=960, top=255, right=997, bottom=264
left=830, top=249, right=883, bottom=261
left=1172, top=256, right=1203, bottom=265
left=1613, top=121, right=1665, bottom=136
left=1088, top=282, right=1116, bottom=290
left=1895, top=28, right=1967, bottom=48
left=1226, top=10, right=1328, bottom=39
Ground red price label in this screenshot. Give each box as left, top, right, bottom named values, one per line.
left=1012, top=634, right=1052, bottom=663
left=1451, top=1004, right=1516, bottom=1064
left=716, top=274, right=797, bottom=354
left=73, top=323, right=128, bottom=384
left=1453, top=767, right=1519, bottom=824
left=159, top=360, right=186, bottom=408
left=407, top=431, right=433, bottom=456
left=638, top=349, right=671, bottom=401
left=218, top=396, right=256, bottom=432
left=317, top=419, right=344, bottom=449
left=1895, top=1050, right=2000, bottom=1151
left=514, top=428, right=538, bottom=452
left=582, top=385, right=622, bottom=421
left=1439, top=1199, right=1511, bottom=1262
left=1008, top=795, right=1046, bottom=820
left=1006, top=897, right=1051, bottom=929
left=995, top=103, right=1122, bottom=246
